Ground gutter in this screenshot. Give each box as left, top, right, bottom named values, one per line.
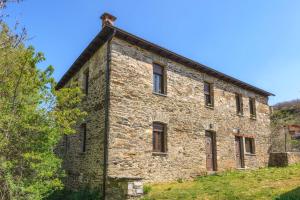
left=102, top=28, right=116, bottom=199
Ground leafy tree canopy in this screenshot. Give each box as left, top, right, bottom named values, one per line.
left=0, top=22, right=85, bottom=200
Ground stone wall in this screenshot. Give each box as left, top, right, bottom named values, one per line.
left=270, top=126, right=300, bottom=153
left=107, top=37, right=271, bottom=183
left=58, top=42, right=108, bottom=191
left=269, top=152, right=300, bottom=167
left=106, top=177, right=143, bottom=200
left=270, top=127, right=287, bottom=153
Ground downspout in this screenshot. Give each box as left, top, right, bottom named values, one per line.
left=103, top=29, right=116, bottom=199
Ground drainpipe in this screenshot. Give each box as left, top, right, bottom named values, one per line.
left=103, top=29, right=116, bottom=200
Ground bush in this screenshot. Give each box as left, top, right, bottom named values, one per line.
left=143, top=185, right=152, bottom=195
left=45, top=188, right=102, bottom=200
left=177, top=178, right=183, bottom=183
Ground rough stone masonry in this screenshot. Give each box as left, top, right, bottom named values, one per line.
left=56, top=13, right=274, bottom=199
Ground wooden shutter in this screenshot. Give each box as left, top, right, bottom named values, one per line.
left=81, top=123, right=87, bottom=153
left=204, top=82, right=213, bottom=107
left=153, top=122, right=166, bottom=152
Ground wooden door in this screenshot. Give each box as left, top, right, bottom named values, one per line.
left=205, top=131, right=217, bottom=171
left=235, top=136, right=245, bottom=168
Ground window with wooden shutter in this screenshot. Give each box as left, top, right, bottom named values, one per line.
left=83, top=69, right=89, bottom=95
left=249, top=98, right=256, bottom=118
left=235, top=94, right=243, bottom=115
left=81, top=123, right=87, bottom=153
left=153, top=64, right=165, bottom=94
left=153, top=122, right=166, bottom=152
left=245, top=138, right=255, bottom=154
left=204, top=82, right=214, bottom=107
left=64, top=135, right=69, bottom=153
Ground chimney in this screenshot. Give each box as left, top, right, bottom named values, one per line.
left=100, top=12, right=117, bottom=28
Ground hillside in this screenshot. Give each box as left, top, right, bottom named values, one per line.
left=142, top=164, right=300, bottom=200
left=274, top=99, right=300, bottom=111
left=272, top=99, right=300, bottom=125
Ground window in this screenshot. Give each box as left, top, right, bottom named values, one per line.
left=153, top=64, right=165, bottom=94
left=245, top=138, right=255, bottom=154
left=153, top=122, right=167, bottom=152
left=81, top=123, right=87, bottom=153
left=249, top=98, right=256, bottom=118
left=64, top=135, right=69, bottom=153
left=291, top=132, right=300, bottom=140
left=235, top=94, right=243, bottom=115
left=204, top=82, right=214, bottom=107
left=83, top=69, right=89, bottom=95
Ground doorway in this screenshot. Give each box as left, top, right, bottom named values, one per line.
left=235, top=136, right=245, bottom=168
left=205, top=131, right=217, bottom=171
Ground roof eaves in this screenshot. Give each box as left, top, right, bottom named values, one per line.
left=111, top=25, right=274, bottom=97
left=56, top=24, right=274, bottom=97
left=55, top=26, right=115, bottom=90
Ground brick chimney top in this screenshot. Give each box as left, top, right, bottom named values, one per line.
left=100, top=12, right=117, bottom=28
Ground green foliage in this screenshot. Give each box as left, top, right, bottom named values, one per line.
left=176, top=178, right=183, bottom=183
left=271, top=99, right=300, bottom=128
left=45, top=188, right=102, bottom=200
left=143, top=185, right=152, bottom=195
left=271, top=109, right=300, bottom=127
left=271, top=103, right=300, bottom=152
left=0, top=22, right=85, bottom=200
left=142, top=164, right=300, bottom=200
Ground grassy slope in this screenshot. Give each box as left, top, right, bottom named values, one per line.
left=142, top=164, right=300, bottom=200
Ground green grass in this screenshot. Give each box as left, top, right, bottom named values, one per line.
left=142, top=164, right=300, bottom=200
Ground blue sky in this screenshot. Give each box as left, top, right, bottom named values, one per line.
left=4, top=0, right=300, bottom=105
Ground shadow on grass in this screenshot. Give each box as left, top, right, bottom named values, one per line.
left=276, top=187, right=300, bottom=200
left=44, top=188, right=102, bottom=200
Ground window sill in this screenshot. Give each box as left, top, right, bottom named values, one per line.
left=153, top=92, right=167, bottom=97
left=152, top=152, right=168, bottom=156
left=245, top=153, right=256, bottom=156
left=250, top=116, right=257, bottom=120
left=205, top=105, right=214, bottom=110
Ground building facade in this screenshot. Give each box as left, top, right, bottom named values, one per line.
left=56, top=13, right=274, bottom=199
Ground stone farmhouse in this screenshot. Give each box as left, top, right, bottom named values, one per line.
left=56, top=13, right=274, bottom=199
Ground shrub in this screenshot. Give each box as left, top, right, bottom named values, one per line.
left=143, top=185, right=152, bottom=195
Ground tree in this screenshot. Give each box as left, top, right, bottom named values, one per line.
left=0, top=0, right=21, bottom=9
left=0, top=22, right=85, bottom=200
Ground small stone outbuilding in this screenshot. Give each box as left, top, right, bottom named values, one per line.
left=269, top=125, right=300, bottom=167
left=56, top=13, right=274, bottom=199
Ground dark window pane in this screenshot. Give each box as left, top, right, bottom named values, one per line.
left=153, top=123, right=164, bottom=131
left=245, top=138, right=255, bottom=154
left=204, top=82, right=213, bottom=107
left=153, top=64, right=164, bottom=94
left=245, top=139, right=250, bottom=153
left=153, top=64, right=163, bottom=75
left=205, top=94, right=211, bottom=105
left=236, top=94, right=243, bottom=115
left=249, top=98, right=256, bottom=117
left=84, top=70, right=89, bottom=95
left=204, top=82, right=210, bottom=94
left=153, top=74, right=163, bottom=93
left=65, top=135, right=69, bottom=153
left=81, top=124, right=87, bottom=153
